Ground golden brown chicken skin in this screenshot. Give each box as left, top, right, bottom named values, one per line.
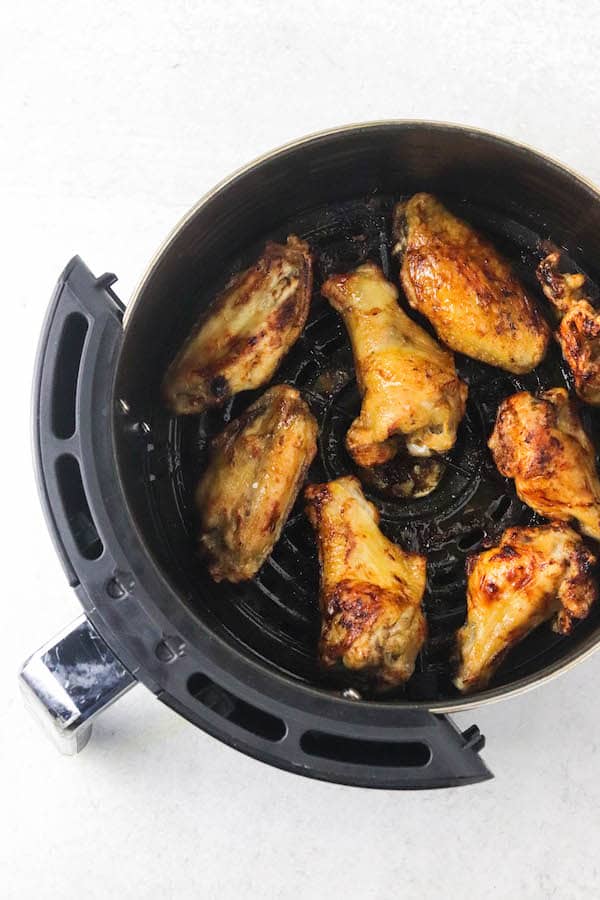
left=196, top=385, right=318, bottom=582
left=488, top=388, right=600, bottom=541
left=163, top=237, right=312, bottom=414
left=393, top=193, right=550, bottom=373
left=455, top=524, right=597, bottom=693
left=537, top=252, right=600, bottom=405
left=321, top=262, right=467, bottom=467
left=304, top=475, right=427, bottom=688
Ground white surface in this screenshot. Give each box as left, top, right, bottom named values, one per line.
left=2, top=1, right=600, bottom=897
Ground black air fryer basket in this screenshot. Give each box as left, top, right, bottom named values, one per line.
left=21, top=123, right=600, bottom=789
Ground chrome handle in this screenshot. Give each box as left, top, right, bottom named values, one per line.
left=19, top=615, right=136, bottom=755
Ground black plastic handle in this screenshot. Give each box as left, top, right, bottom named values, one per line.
left=31, top=257, right=160, bottom=682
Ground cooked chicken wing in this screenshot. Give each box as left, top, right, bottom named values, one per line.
left=393, top=193, right=550, bottom=373
left=163, top=236, right=312, bottom=414
left=304, top=475, right=427, bottom=688
left=321, top=262, right=467, bottom=468
left=455, top=524, right=597, bottom=693
left=488, top=387, right=600, bottom=540
left=537, top=252, right=600, bottom=405
left=196, top=385, right=318, bottom=582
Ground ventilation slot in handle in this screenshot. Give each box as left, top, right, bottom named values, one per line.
left=55, top=454, right=103, bottom=560
left=51, top=312, right=88, bottom=439
left=187, top=673, right=286, bottom=742
left=300, top=730, right=432, bottom=767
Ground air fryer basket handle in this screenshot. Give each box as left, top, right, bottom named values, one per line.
left=20, top=615, right=135, bottom=754
left=23, top=256, right=140, bottom=752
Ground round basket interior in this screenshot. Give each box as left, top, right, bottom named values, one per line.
left=114, top=123, right=600, bottom=706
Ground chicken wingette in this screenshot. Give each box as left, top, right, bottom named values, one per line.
left=455, top=524, right=597, bottom=693
left=163, top=236, right=312, bottom=414
left=321, top=262, right=467, bottom=468
left=196, top=385, right=318, bottom=582
left=537, top=251, right=600, bottom=405
left=304, top=475, right=427, bottom=688
left=393, top=193, right=550, bottom=373
left=488, top=388, right=600, bottom=541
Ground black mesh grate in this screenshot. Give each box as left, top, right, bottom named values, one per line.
left=145, top=194, right=600, bottom=701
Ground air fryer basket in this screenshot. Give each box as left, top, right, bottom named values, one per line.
left=21, top=123, right=600, bottom=787
left=132, top=191, right=600, bottom=702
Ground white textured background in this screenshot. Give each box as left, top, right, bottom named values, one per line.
left=3, top=1, right=600, bottom=897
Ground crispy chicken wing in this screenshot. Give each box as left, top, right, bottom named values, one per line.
left=393, top=193, right=550, bottom=373
left=196, top=385, right=318, bottom=582
left=537, top=251, right=600, bottom=405
left=163, top=237, right=312, bottom=414
left=455, top=524, right=597, bottom=693
left=321, top=262, right=467, bottom=468
left=488, top=387, right=600, bottom=540
left=304, top=476, right=427, bottom=688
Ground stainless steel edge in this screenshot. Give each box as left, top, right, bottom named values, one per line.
left=19, top=615, right=136, bottom=754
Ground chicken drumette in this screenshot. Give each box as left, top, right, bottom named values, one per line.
left=393, top=193, right=550, bottom=373
left=537, top=251, right=600, bottom=405
left=163, top=236, right=312, bottom=414
left=321, top=262, right=467, bottom=471
left=196, top=385, right=318, bottom=582
left=304, top=475, right=427, bottom=689
left=455, top=524, right=597, bottom=693
left=488, top=388, right=600, bottom=541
